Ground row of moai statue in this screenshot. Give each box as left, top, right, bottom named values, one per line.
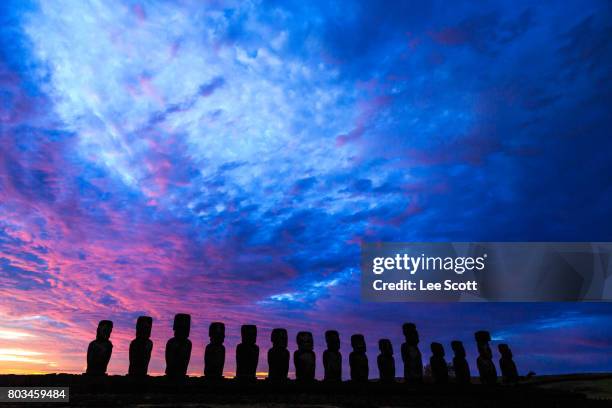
left=86, top=316, right=519, bottom=384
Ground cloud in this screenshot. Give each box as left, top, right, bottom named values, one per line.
left=431, top=9, right=533, bottom=55
left=0, top=0, right=610, bottom=377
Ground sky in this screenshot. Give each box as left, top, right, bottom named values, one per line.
left=0, top=0, right=611, bottom=377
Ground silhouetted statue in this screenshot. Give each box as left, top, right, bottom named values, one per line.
left=430, top=342, right=448, bottom=384
left=349, top=334, right=368, bottom=382
left=86, top=320, right=113, bottom=376
left=294, top=331, right=315, bottom=381
left=377, top=339, right=395, bottom=383
left=165, top=313, right=192, bottom=378
left=128, top=316, right=153, bottom=377
left=236, top=324, right=259, bottom=381
left=204, top=322, right=225, bottom=379
left=267, top=328, right=289, bottom=381
left=323, top=330, right=342, bottom=382
left=475, top=330, right=497, bottom=385
left=498, top=344, right=519, bottom=384
left=451, top=340, right=471, bottom=384
left=401, top=322, right=423, bottom=383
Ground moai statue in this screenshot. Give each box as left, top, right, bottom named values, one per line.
left=128, top=316, right=153, bottom=377
left=429, top=342, right=449, bottom=384
left=377, top=339, right=395, bottom=383
left=323, top=330, right=342, bottom=382
left=294, top=331, right=316, bottom=381
left=451, top=340, right=471, bottom=385
left=474, top=330, right=497, bottom=385
left=401, top=323, right=423, bottom=383
left=165, top=313, right=192, bottom=378
left=204, top=322, right=225, bottom=379
left=236, top=324, right=259, bottom=381
left=267, top=328, right=289, bottom=381
left=86, top=320, right=113, bottom=376
left=498, top=344, right=519, bottom=384
left=349, top=334, right=368, bottom=382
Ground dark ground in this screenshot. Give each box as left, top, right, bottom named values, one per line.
left=1, top=373, right=611, bottom=407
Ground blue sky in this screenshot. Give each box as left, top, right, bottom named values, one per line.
left=0, top=0, right=611, bottom=376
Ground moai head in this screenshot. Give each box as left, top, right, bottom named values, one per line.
left=402, top=322, right=419, bottom=345
left=173, top=313, right=191, bottom=339
left=271, top=328, right=288, bottom=348
left=297, top=331, right=314, bottom=351
left=209, top=322, right=225, bottom=345
left=379, top=339, right=393, bottom=355
left=474, top=330, right=492, bottom=358
left=498, top=344, right=512, bottom=359
left=96, top=320, right=113, bottom=341
left=241, top=325, right=257, bottom=345
left=135, top=316, right=153, bottom=339
left=325, top=330, right=340, bottom=352
left=351, top=334, right=366, bottom=353
left=451, top=340, right=466, bottom=358
left=430, top=342, right=445, bottom=357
